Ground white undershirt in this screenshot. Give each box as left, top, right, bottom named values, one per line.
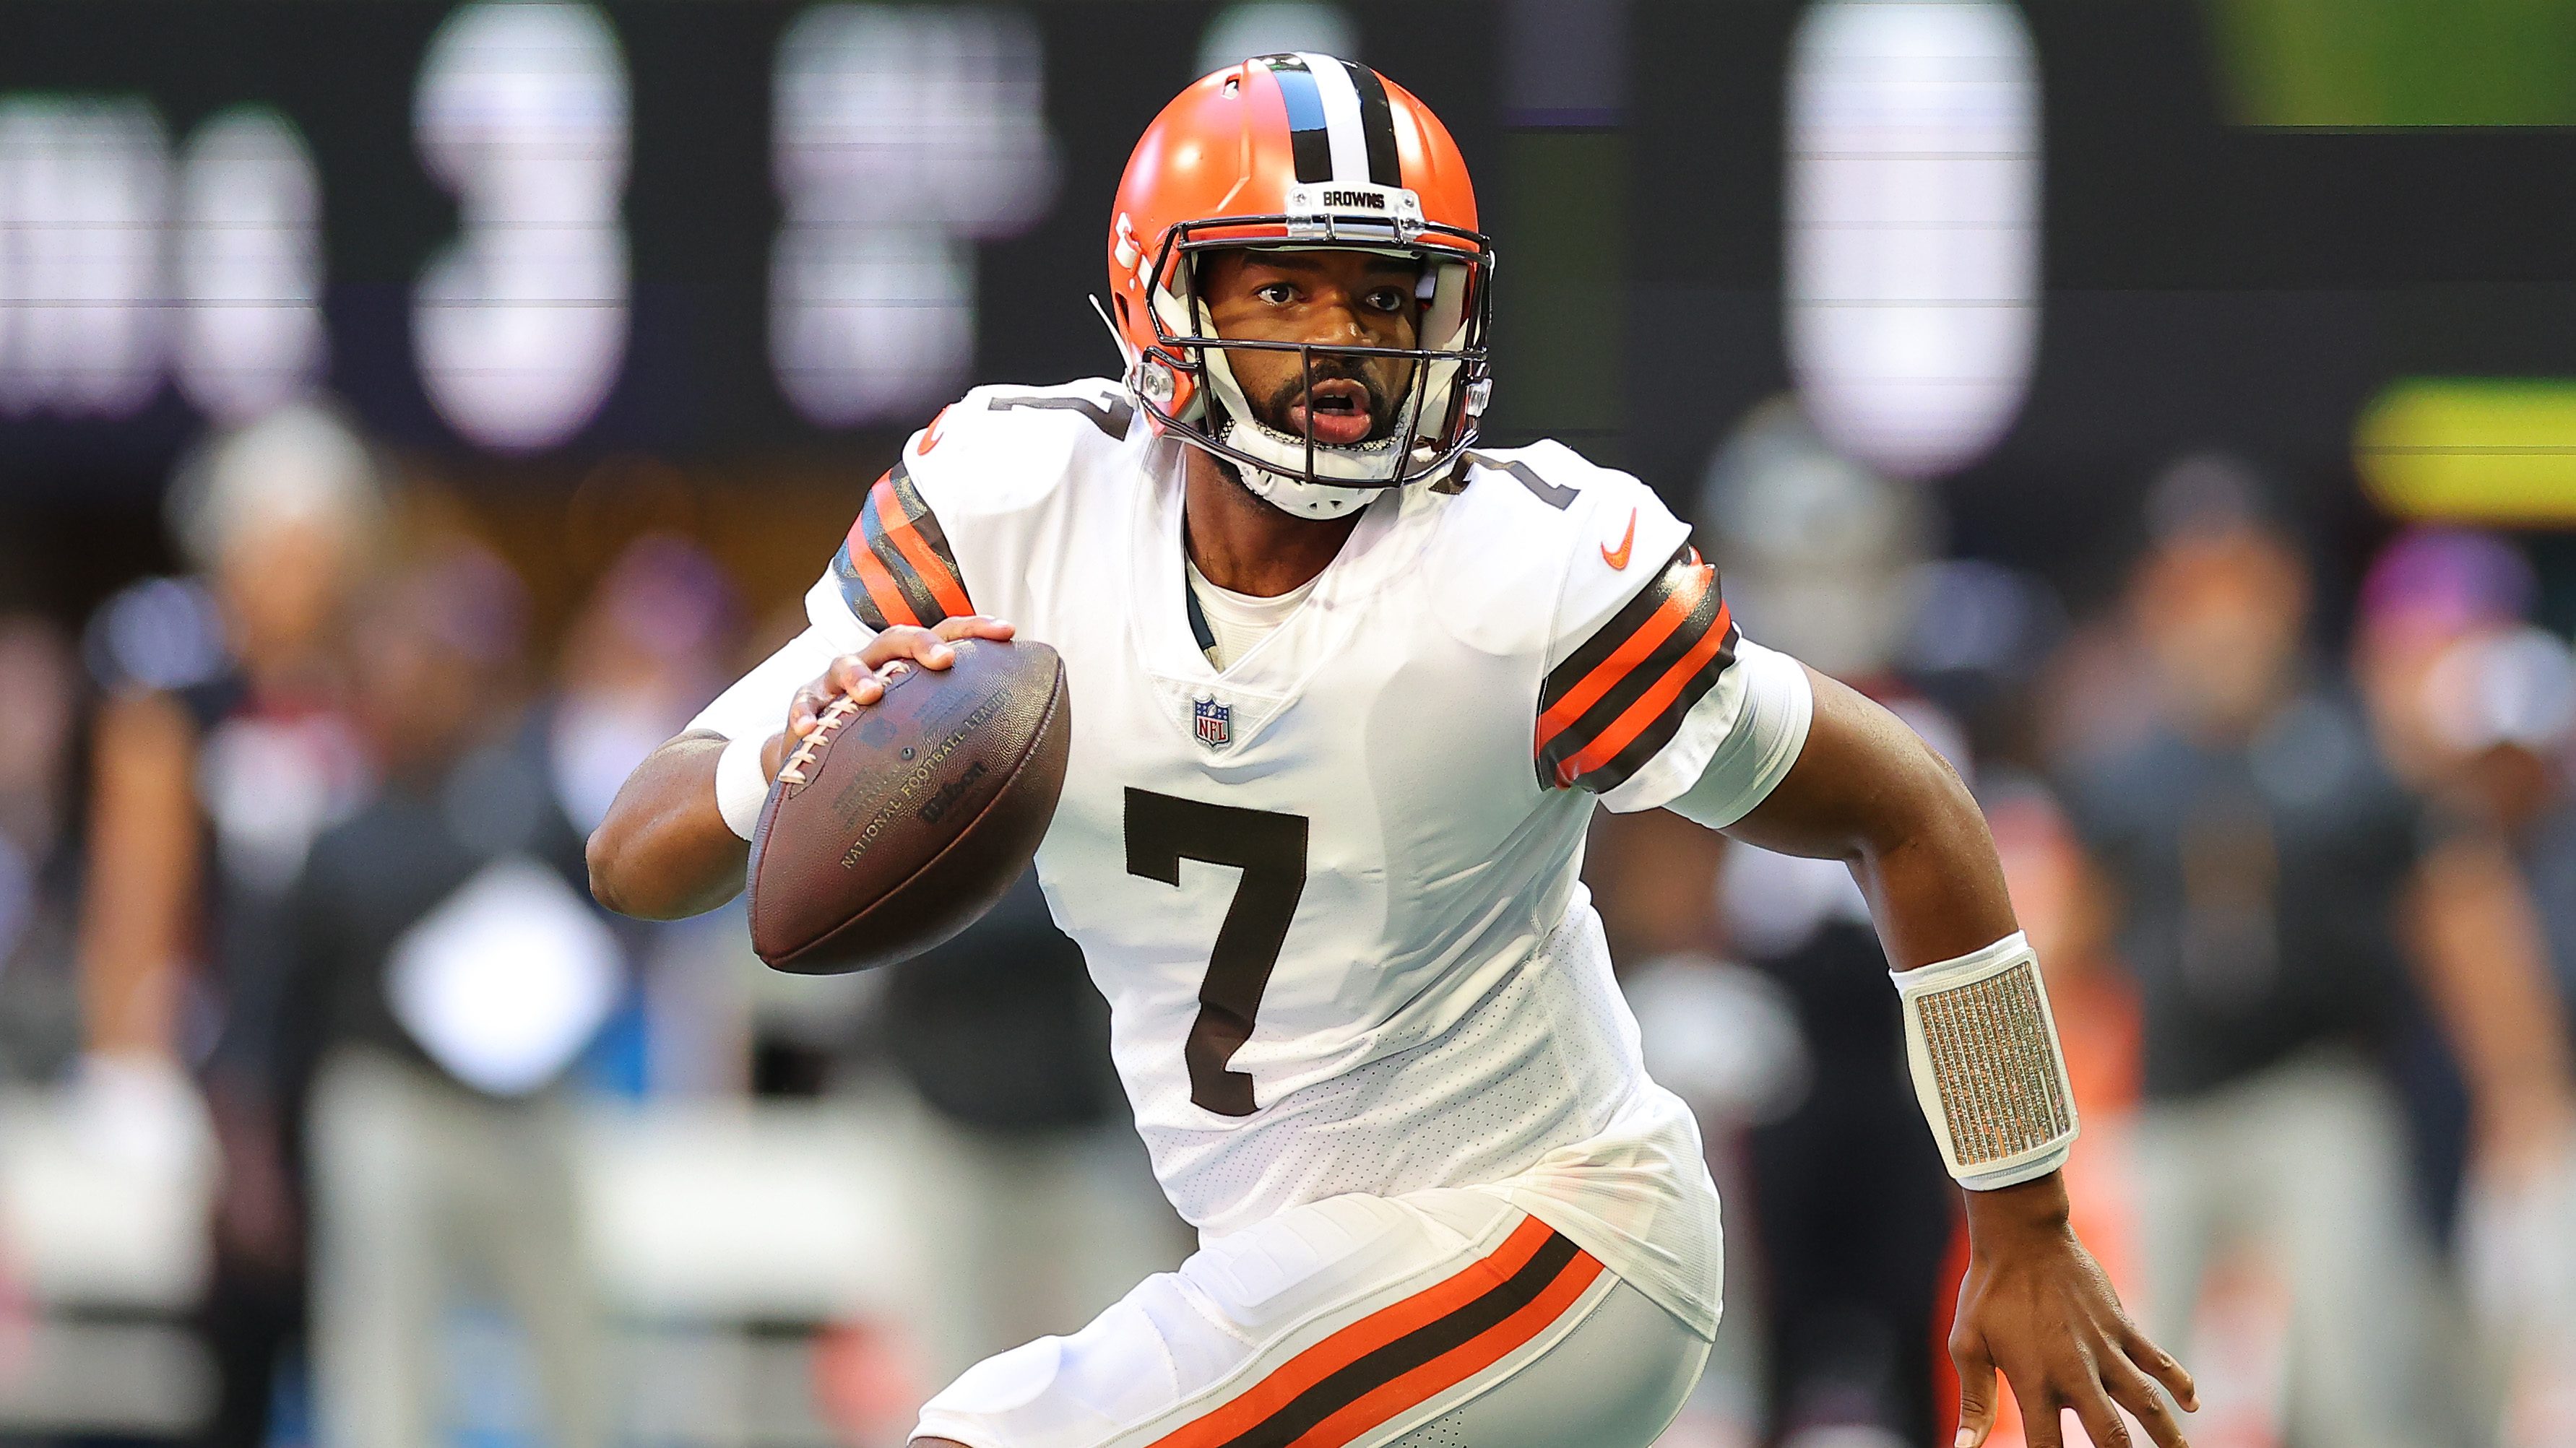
left=1187, top=560, right=1319, bottom=669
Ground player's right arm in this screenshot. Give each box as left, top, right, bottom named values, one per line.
left=593, top=386, right=1067, bottom=919
left=586, top=617, right=1010, bottom=920
left=589, top=378, right=1135, bottom=919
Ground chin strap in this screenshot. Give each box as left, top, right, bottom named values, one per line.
left=1211, top=413, right=1385, bottom=519
left=1891, top=931, right=2078, bottom=1190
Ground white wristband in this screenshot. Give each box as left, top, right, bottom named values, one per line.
left=714, top=732, right=776, bottom=842
left=1890, top=931, right=2078, bottom=1190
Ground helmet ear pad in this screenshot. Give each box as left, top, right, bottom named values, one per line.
left=1412, top=257, right=1477, bottom=451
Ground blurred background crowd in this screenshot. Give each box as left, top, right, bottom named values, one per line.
left=3, top=1, right=2575, bottom=1447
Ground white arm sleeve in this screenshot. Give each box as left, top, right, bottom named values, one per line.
left=686, top=625, right=850, bottom=841
left=1649, top=641, right=1815, bottom=828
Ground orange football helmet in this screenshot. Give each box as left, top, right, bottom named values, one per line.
left=1105, top=54, right=1494, bottom=516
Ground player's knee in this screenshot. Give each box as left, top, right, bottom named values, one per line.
left=909, top=1439, right=974, bottom=1448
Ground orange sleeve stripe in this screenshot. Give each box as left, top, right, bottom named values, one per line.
left=1146, top=1215, right=1560, bottom=1448
left=871, top=474, right=972, bottom=619
left=1285, top=1249, right=1605, bottom=1448
left=841, top=515, right=922, bottom=630
left=1532, top=563, right=1712, bottom=753
left=1557, top=599, right=1734, bottom=784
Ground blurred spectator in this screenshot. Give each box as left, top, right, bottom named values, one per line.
left=2354, top=527, right=2538, bottom=792
left=2364, top=529, right=2568, bottom=1223
left=549, top=533, right=741, bottom=841
left=550, top=534, right=748, bottom=1097
left=292, top=545, right=616, bottom=1448
left=2056, top=466, right=2574, bottom=1448
left=77, top=403, right=381, bottom=1448
left=2424, top=625, right=2576, bottom=1075
left=0, top=616, right=82, bottom=1082
left=2416, top=625, right=2576, bottom=1444
left=1693, top=400, right=1954, bottom=1448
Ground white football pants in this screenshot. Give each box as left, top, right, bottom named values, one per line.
left=912, top=1186, right=1709, bottom=1448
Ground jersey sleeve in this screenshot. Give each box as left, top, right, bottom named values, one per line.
left=1659, top=639, right=1813, bottom=828
left=806, top=378, right=1131, bottom=644
left=824, top=457, right=974, bottom=634
left=1535, top=464, right=1808, bottom=818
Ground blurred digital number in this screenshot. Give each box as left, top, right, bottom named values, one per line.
left=412, top=1, right=631, bottom=452
left=771, top=4, right=1058, bottom=428
left=0, top=95, right=325, bottom=427
left=0, top=98, right=169, bottom=418
left=1785, top=0, right=2039, bottom=480
left=176, top=108, right=327, bottom=424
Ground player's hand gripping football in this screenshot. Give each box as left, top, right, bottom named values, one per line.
left=1950, top=1174, right=2198, bottom=1448
left=764, top=615, right=1018, bottom=780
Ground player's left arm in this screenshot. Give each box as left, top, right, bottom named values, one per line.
left=1524, top=459, right=2192, bottom=1445
left=1719, top=667, right=2200, bottom=1448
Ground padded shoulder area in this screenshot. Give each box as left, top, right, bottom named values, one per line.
left=899, top=378, right=1141, bottom=519
left=1419, top=441, right=1691, bottom=660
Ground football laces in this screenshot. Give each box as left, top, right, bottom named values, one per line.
left=775, top=693, right=860, bottom=786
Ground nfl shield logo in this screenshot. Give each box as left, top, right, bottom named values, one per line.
left=1193, top=696, right=1232, bottom=750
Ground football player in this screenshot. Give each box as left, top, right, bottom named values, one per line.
left=590, top=56, right=2195, bottom=1448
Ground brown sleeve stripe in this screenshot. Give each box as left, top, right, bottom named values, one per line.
left=832, top=527, right=917, bottom=630
left=1536, top=541, right=1740, bottom=794
left=1144, top=1214, right=1602, bottom=1448
left=870, top=467, right=972, bottom=618
left=831, top=462, right=970, bottom=631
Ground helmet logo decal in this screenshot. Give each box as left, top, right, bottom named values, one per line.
left=1112, top=212, right=1143, bottom=273
left=1112, top=211, right=1156, bottom=295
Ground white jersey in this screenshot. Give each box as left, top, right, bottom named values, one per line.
left=693, top=378, right=1812, bottom=1338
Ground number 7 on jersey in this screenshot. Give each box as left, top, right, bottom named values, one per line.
left=1123, top=789, right=1310, bottom=1117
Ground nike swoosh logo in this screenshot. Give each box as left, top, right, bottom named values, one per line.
left=1602, top=508, right=1637, bottom=570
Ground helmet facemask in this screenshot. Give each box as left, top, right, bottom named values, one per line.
left=1131, top=220, right=1493, bottom=520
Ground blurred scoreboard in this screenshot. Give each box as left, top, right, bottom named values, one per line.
left=0, top=1, right=1492, bottom=485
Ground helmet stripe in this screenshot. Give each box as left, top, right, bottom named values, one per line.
left=1339, top=61, right=1404, bottom=188
left=1296, top=51, right=1375, bottom=186
left=1260, top=55, right=1335, bottom=184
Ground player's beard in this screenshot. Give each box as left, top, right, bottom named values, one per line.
left=1252, top=355, right=1405, bottom=446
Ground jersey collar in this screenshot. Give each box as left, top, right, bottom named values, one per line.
left=1128, top=438, right=1434, bottom=755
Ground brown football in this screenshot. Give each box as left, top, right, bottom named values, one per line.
left=746, top=637, right=1071, bottom=974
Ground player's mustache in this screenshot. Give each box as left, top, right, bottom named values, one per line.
left=1258, top=358, right=1396, bottom=440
